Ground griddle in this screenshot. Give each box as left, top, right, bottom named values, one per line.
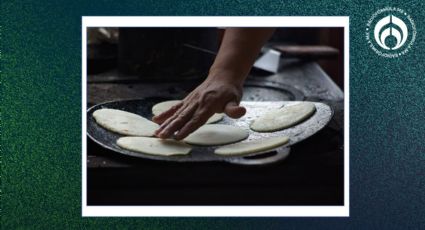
left=87, top=99, right=333, bottom=165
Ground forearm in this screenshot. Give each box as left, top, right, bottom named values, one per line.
left=154, top=28, right=274, bottom=139
left=208, top=28, right=276, bottom=85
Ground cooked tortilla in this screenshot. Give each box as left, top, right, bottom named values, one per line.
left=183, top=124, right=249, bottom=146
left=117, top=136, right=191, bottom=156
left=250, top=102, right=316, bottom=132
left=214, top=136, right=289, bottom=156
left=93, top=108, right=159, bottom=136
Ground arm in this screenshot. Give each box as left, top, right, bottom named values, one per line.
left=153, top=28, right=275, bottom=140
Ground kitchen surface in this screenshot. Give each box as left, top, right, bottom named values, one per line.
left=87, top=28, right=345, bottom=205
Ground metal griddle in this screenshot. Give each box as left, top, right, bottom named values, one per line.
left=87, top=99, right=333, bottom=165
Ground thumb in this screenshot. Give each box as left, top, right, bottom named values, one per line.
left=224, top=101, right=246, bottom=118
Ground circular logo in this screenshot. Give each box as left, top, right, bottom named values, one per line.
left=366, top=7, right=416, bottom=58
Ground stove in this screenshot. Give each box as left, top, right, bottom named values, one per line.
left=87, top=58, right=344, bottom=205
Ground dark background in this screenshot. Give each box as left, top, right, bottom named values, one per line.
left=2, top=0, right=425, bottom=229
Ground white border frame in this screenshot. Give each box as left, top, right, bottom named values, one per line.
left=82, top=16, right=349, bottom=217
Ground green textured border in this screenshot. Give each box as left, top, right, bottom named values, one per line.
left=2, top=0, right=425, bottom=229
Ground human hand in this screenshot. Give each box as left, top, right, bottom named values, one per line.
left=153, top=75, right=246, bottom=140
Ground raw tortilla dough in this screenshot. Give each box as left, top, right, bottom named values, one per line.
left=184, top=124, right=249, bottom=146
left=250, top=102, right=316, bottom=132
left=117, top=136, right=191, bottom=156
left=152, top=100, right=224, bottom=124
left=215, top=136, right=289, bottom=156
left=93, top=108, right=159, bottom=136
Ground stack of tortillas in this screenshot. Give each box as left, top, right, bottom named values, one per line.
left=92, top=101, right=316, bottom=157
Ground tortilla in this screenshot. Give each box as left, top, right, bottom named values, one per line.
left=183, top=124, right=249, bottom=146
left=214, top=136, right=289, bottom=156
left=152, top=100, right=224, bottom=124
left=93, top=108, right=159, bottom=136
left=117, top=136, right=191, bottom=156
left=250, top=102, right=316, bottom=132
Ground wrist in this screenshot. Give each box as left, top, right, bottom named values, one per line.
left=207, top=67, right=247, bottom=87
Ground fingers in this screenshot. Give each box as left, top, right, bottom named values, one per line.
left=156, top=104, right=198, bottom=139
left=153, top=82, right=244, bottom=139
left=152, top=102, right=183, bottom=124
left=224, top=101, right=246, bottom=118
left=155, top=100, right=245, bottom=140
left=174, top=110, right=212, bottom=140
left=154, top=104, right=187, bottom=136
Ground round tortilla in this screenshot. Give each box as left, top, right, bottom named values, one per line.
left=250, top=102, right=316, bottom=132
left=214, top=136, right=289, bottom=156
left=152, top=100, right=224, bottom=124
left=117, top=136, right=191, bottom=156
left=183, top=124, right=249, bottom=146
left=93, top=108, right=159, bottom=136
